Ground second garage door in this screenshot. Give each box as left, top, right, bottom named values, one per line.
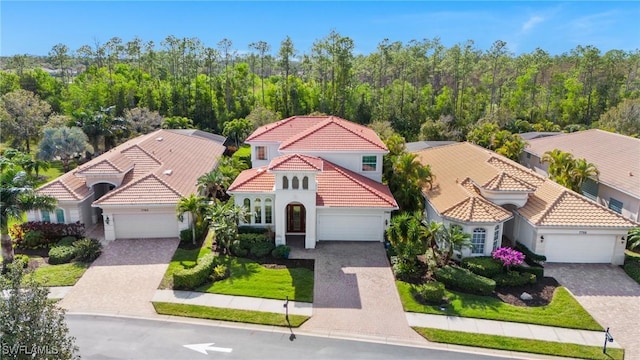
left=544, top=234, right=615, bottom=263
left=317, top=214, right=383, bottom=241
left=114, top=213, right=179, bottom=239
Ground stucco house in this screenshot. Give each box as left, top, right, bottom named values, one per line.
left=520, top=129, right=640, bottom=222
left=414, top=142, right=637, bottom=265
left=227, top=115, right=398, bottom=249
left=30, top=129, right=226, bottom=240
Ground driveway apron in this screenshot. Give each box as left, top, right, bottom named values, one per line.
left=545, top=264, right=640, bottom=358
left=298, top=242, right=425, bottom=343
left=60, top=238, right=179, bottom=316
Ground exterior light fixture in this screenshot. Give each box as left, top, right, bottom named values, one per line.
left=105, top=216, right=110, bottom=225
left=540, top=235, right=544, bottom=242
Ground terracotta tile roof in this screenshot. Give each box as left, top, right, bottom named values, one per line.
left=524, top=129, right=640, bottom=198
left=227, top=167, right=275, bottom=192
left=94, top=174, right=182, bottom=205
left=246, top=116, right=387, bottom=152
left=229, top=158, right=398, bottom=209
left=414, top=142, right=637, bottom=228
left=267, top=154, right=323, bottom=172
left=37, top=129, right=226, bottom=206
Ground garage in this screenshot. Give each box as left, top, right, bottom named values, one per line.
left=113, top=213, right=179, bottom=239
left=317, top=213, right=383, bottom=241
left=544, top=234, right=615, bottom=263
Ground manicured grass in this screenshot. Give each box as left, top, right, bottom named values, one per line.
left=152, top=302, right=309, bottom=327
left=397, top=281, right=602, bottom=331
left=413, top=327, right=624, bottom=360
left=232, top=144, right=251, bottom=158
left=199, top=257, right=314, bottom=302
left=28, top=261, right=89, bottom=286
left=159, top=231, right=214, bottom=289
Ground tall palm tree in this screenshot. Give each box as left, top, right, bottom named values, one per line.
left=197, top=169, right=227, bottom=200
left=176, top=194, right=206, bottom=244
left=389, top=152, right=434, bottom=211
left=206, top=198, right=249, bottom=255
left=569, top=158, right=599, bottom=192
left=1, top=187, right=56, bottom=269
left=438, top=224, right=472, bottom=265
left=542, top=149, right=575, bottom=188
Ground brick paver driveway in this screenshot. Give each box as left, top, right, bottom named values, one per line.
left=545, top=264, right=640, bottom=358
left=60, top=238, right=179, bottom=316
left=297, top=242, right=426, bottom=344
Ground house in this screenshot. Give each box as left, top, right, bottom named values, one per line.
left=414, top=142, right=637, bottom=265
left=227, top=116, right=398, bottom=249
left=404, top=141, right=458, bottom=153
left=520, top=129, right=640, bottom=222
left=30, top=129, right=226, bottom=240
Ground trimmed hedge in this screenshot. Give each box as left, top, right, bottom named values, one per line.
left=461, top=256, right=504, bottom=278
left=11, top=221, right=85, bottom=249
left=272, top=245, right=290, bottom=259
left=416, top=281, right=445, bottom=304
left=516, top=241, right=547, bottom=264
left=57, top=236, right=79, bottom=247
left=493, top=271, right=536, bottom=287
left=173, top=253, right=217, bottom=290
left=434, top=265, right=496, bottom=296
left=238, top=226, right=268, bottom=235
left=513, top=264, right=544, bottom=280
left=250, top=241, right=275, bottom=258
left=48, top=246, right=77, bottom=265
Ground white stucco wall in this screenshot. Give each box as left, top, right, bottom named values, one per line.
left=100, top=205, right=186, bottom=241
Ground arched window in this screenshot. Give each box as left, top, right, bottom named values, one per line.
left=302, top=176, right=309, bottom=189
left=243, top=199, right=251, bottom=223
left=292, top=176, right=299, bottom=189
left=55, top=209, right=65, bottom=224
left=282, top=176, right=289, bottom=189
left=472, top=228, right=486, bottom=254
left=41, top=210, right=51, bottom=222
left=265, top=198, right=272, bottom=224
left=254, top=198, right=262, bottom=224
left=493, top=225, right=500, bottom=250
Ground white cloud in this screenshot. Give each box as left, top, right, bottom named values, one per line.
left=522, top=15, right=544, bottom=32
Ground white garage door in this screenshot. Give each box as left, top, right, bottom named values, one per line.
left=114, top=213, right=179, bottom=239
left=544, top=234, right=615, bottom=263
left=317, top=214, right=383, bottom=241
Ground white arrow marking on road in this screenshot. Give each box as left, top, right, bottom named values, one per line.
left=184, top=343, right=233, bottom=355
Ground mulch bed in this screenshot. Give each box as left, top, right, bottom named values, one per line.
left=259, top=258, right=315, bottom=271
left=493, top=277, right=559, bottom=307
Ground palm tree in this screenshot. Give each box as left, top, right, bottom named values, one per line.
left=569, top=158, right=599, bottom=192
left=424, top=220, right=444, bottom=249
left=1, top=187, right=56, bottom=269
left=176, top=194, right=206, bottom=244
left=197, top=169, right=227, bottom=200
left=542, top=149, right=575, bottom=188
left=206, top=199, right=250, bottom=255
left=438, top=224, right=472, bottom=265
left=626, top=227, right=640, bottom=251
left=388, top=152, right=434, bottom=211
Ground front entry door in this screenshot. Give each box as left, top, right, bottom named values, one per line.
left=287, top=204, right=306, bottom=233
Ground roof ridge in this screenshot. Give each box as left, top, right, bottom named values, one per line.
left=534, top=189, right=569, bottom=226
left=281, top=117, right=386, bottom=151
left=293, top=154, right=323, bottom=170
left=247, top=116, right=297, bottom=140
left=122, top=144, right=162, bottom=165
left=326, top=160, right=396, bottom=207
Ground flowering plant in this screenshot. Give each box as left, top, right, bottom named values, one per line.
left=492, top=247, right=525, bottom=269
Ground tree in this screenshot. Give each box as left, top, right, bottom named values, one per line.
left=0, top=262, right=80, bottom=359
left=197, top=168, right=228, bottom=201
left=222, top=118, right=252, bottom=147
left=0, top=89, right=52, bottom=152
left=245, top=105, right=279, bottom=129
left=206, top=198, right=249, bottom=255
left=438, top=224, right=472, bottom=265
left=176, top=194, right=206, bottom=245
left=124, top=107, right=163, bottom=135
left=249, top=41, right=271, bottom=107
left=1, top=185, right=56, bottom=268
left=542, top=149, right=598, bottom=192
left=38, top=127, right=93, bottom=172
left=161, top=116, right=194, bottom=129
left=627, top=227, right=640, bottom=251
left=569, top=158, right=599, bottom=192
left=48, top=43, right=71, bottom=84
left=598, top=98, right=640, bottom=137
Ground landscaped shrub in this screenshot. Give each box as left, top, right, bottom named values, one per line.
left=13, top=254, right=29, bottom=268
left=173, top=253, right=218, bottom=290
left=210, top=264, right=229, bottom=281
left=230, top=242, right=249, bottom=257
left=493, top=271, right=536, bottom=287
left=179, top=223, right=208, bottom=244
left=516, top=241, right=547, bottom=265
left=11, top=221, right=85, bottom=249
left=624, top=261, right=640, bottom=284
left=461, top=256, right=503, bottom=278
left=415, top=281, right=445, bottom=304
left=57, top=236, right=79, bottom=247
left=492, top=247, right=525, bottom=270
left=271, top=245, right=290, bottom=259
left=513, top=264, right=544, bottom=280
left=48, top=246, right=77, bottom=265
left=250, top=241, right=275, bottom=258
left=73, top=238, right=102, bottom=262
left=391, top=255, right=424, bottom=282
left=22, top=230, right=45, bottom=249
left=434, top=265, right=496, bottom=296
left=238, top=226, right=268, bottom=235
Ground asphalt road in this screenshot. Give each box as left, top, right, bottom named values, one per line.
left=66, top=314, right=507, bottom=360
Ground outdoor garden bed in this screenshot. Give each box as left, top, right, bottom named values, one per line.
left=493, top=276, right=558, bottom=307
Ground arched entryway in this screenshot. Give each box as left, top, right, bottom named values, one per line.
left=91, top=182, right=116, bottom=224
left=286, top=203, right=306, bottom=233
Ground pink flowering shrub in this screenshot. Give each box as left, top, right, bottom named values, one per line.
left=492, top=247, right=525, bottom=269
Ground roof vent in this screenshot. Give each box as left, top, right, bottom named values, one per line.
left=163, top=169, right=173, bottom=175
left=156, top=137, right=163, bottom=141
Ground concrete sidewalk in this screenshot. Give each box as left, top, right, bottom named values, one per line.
left=152, top=290, right=313, bottom=316
left=406, top=312, right=622, bottom=349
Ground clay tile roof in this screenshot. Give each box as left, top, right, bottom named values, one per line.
left=36, top=173, right=91, bottom=201
left=413, top=142, right=637, bottom=228
left=227, top=167, right=275, bottom=192
left=267, top=154, right=323, bottom=172
left=524, top=129, right=640, bottom=198
left=279, top=116, right=388, bottom=152
left=76, top=153, right=133, bottom=175
left=94, top=174, right=181, bottom=205
left=246, top=116, right=324, bottom=142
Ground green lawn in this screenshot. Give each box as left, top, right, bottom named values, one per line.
left=397, top=281, right=602, bottom=331
left=199, top=257, right=314, bottom=302
left=232, top=144, right=251, bottom=158
left=153, top=302, right=309, bottom=327
left=28, top=261, right=89, bottom=286
left=414, top=327, right=624, bottom=360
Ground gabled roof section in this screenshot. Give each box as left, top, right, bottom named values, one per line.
left=36, top=173, right=92, bottom=201
left=483, top=172, right=537, bottom=192
left=94, top=174, right=182, bottom=205
left=227, top=167, right=275, bottom=192
left=246, top=116, right=323, bottom=142
left=441, top=196, right=512, bottom=223
left=279, top=116, right=388, bottom=152
left=267, top=154, right=323, bottom=172
left=524, top=129, right=640, bottom=198
left=75, top=153, right=133, bottom=176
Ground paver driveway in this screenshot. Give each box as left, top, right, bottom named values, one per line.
left=60, top=238, right=179, bottom=316
left=545, top=264, right=640, bottom=359
left=296, top=242, right=426, bottom=344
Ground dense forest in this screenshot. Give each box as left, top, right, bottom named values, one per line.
left=1, top=31, right=639, bottom=155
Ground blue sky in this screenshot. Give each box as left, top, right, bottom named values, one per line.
left=1, top=1, right=639, bottom=57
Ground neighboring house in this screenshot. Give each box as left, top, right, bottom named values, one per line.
left=414, top=142, right=637, bottom=265
left=518, top=132, right=561, bottom=141
left=404, top=141, right=458, bottom=153
left=30, top=129, right=226, bottom=241
left=520, top=129, right=640, bottom=222
left=228, top=115, right=398, bottom=249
